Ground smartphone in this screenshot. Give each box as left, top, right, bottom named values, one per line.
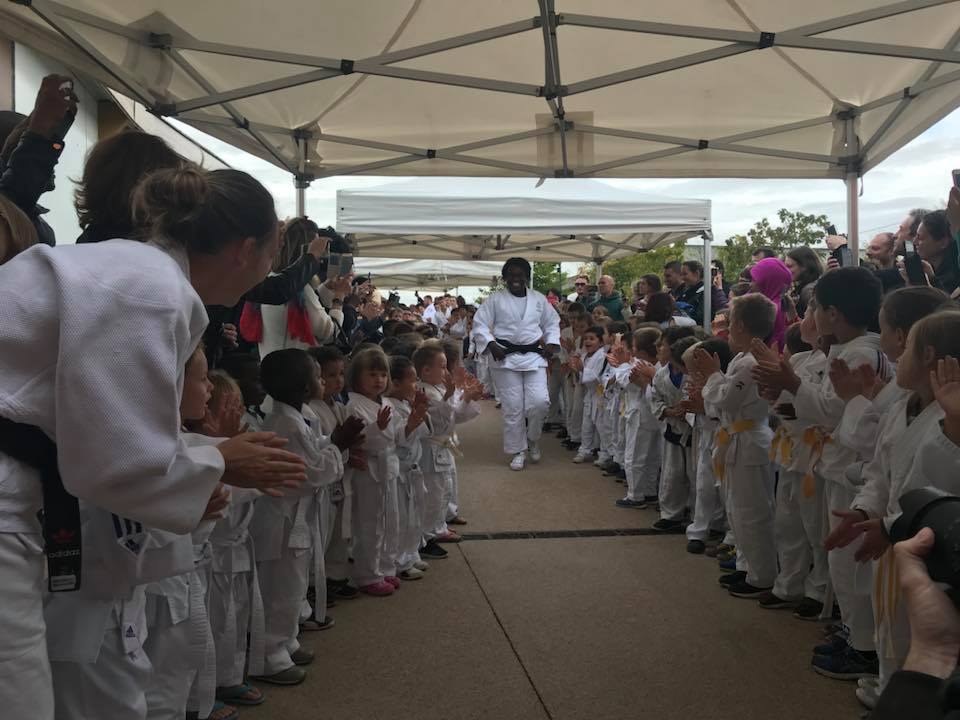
left=328, top=253, right=353, bottom=277
left=903, top=239, right=927, bottom=285
left=51, top=79, right=76, bottom=143
left=953, top=169, right=960, bottom=188
left=830, top=245, right=853, bottom=268
left=826, top=224, right=837, bottom=236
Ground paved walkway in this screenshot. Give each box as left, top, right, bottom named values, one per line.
left=247, top=401, right=860, bottom=720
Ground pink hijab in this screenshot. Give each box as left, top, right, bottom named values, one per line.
left=749, top=257, right=793, bottom=351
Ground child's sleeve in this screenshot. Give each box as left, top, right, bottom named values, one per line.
left=851, top=414, right=894, bottom=517
left=452, top=392, right=482, bottom=425
left=886, top=421, right=960, bottom=532
left=649, top=372, right=670, bottom=421
left=281, top=416, right=344, bottom=487
left=833, top=395, right=882, bottom=458
left=704, top=357, right=757, bottom=416
left=794, top=347, right=877, bottom=430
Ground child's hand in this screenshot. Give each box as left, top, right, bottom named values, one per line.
left=752, top=357, right=800, bottom=396
left=202, top=483, right=230, bottom=520
left=775, top=402, right=797, bottom=419
left=931, top=356, right=960, bottom=418
left=681, top=385, right=704, bottom=414
left=664, top=405, right=685, bottom=418
left=462, top=376, right=485, bottom=402
left=824, top=509, right=868, bottom=551
left=377, top=404, right=393, bottom=430
left=331, top=415, right=365, bottom=451
left=453, top=365, right=469, bottom=389
left=750, top=337, right=779, bottom=366
left=853, top=518, right=890, bottom=562
left=691, top=347, right=721, bottom=378
left=605, top=352, right=621, bottom=368
left=829, top=358, right=870, bottom=402
left=408, top=391, right=430, bottom=429
left=347, top=450, right=368, bottom=471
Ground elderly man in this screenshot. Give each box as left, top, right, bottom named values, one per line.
left=866, top=232, right=896, bottom=270
left=567, top=274, right=590, bottom=302
left=587, top=274, right=625, bottom=320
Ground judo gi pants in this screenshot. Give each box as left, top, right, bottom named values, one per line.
left=257, top=547, right=310, bottom=674
left=144, top=598, right=199, bottom=719
left=490, top=367, right=549, bottom=455
left=209, top=571, right=256, bottom=688
left=326, top=497, right=351, bottom=582
left=445, top=467, right=460, bottom=522
left=0, top=532, right=53, bottom=720
left=578, top=388, right=600, bottom=455
left=825, top=480, right=876, bottom=652
left=726, top=463, right=777, bottom=588
left=567, top=382, right=584, bottom=444
left=773, top=470, right=829, bottom=603
left=659, top=441, right=693, bottom=520
left=623, top=419, right=660, bottom=502
left=686, top=435, right=725, bottom=541
left=423, top=467, right=453, bottom=541
left=397, top=468, right=426, bottom=571
left=546, top=363, right=564, bottom=424
left=351, top=475, right=386, bottom=588
left=378, top=474, right=401, bottom=579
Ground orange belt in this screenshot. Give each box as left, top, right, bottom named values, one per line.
left=800, top=427, right=831, bottom=498
left=769, top=425, right=793, bottom=467
left=713, top=419, right=757, bottom=483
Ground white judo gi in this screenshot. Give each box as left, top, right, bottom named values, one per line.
left=793, top=333, right=890, bottom=652
left=472, top=288, right=560, bottom=456
left=768, top=350, right=830, bottom=603
left=650, top=365, right=694, bottom=521
left=390, top=398, right=431, bottom=572
left=685, top=401, right=726, bottom=543
left=619, top=367, right=662, bottom=502
left=250, top=403, right=343, bottom=675
left=342, top=393, right=402, bottom=588
left=577, top=349, right=608, bottom=456
left=703, top=353, right=776, bottom=588
left=308, top=398, right=352, bottom=583
left=0, top=240, right=224, bottom=720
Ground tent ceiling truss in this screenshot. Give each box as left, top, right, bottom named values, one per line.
left=17, top=0, right=960, bottom=182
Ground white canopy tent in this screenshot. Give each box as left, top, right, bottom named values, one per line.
left=4, top=1, right=960, bottom=258
left=337, top=178, right=712, bottom=263
left=351, top=257, right=502, bottom=292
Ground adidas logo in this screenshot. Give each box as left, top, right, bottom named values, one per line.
left=125, top=626, right=136, bottom=638
left=51, top=528, right=75, bottom=544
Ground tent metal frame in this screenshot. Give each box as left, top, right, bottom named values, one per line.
left=11, top=0, right=960, bottom=259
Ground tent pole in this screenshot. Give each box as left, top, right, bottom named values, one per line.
left=295, top=177, right=307, bottom=216
left=702, top=230, right=712, bottom=331
left=845, top=171, right=859, bottom=265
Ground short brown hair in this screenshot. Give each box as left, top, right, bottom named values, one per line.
left=633, top=327, right=661, bottom=358
left=412, top=341, right=446, bottom=375
left=346, top=346, right=391, bottom=394
left=730, top=293, right=778, bottom=340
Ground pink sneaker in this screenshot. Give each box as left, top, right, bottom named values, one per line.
left=384, top=576, right=401, bottom=589
left=359, top=581, right=394, bottom=597
left=437, top=530, right=461, bottom=543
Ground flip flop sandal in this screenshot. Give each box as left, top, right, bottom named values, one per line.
left=208, top=701, right=240, bottom=720
left=216, top=683, right=265, bottom=706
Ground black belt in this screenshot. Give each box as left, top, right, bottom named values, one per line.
left=494, top=338, right=543, bottom=356
left=0, top=417, right=81, bottom=592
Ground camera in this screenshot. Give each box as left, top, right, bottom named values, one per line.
left=890, top=487, right=960, bottom=589
left=317, top=226, right=353, bottom=281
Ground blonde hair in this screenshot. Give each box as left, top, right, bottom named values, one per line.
left=0, top=193, right=38, bottom=264
left=346, top=346, right=391, bottom=394
left=208, top=369, right=241, bottom=406
left=909, top=310, right=960, bottom=369
left=730, top=293, right=777, bottom=339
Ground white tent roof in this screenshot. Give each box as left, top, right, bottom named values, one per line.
left=351, top=257, right=501, bottom=291
left=338, top=178, right=711, bottom=262
left=3, top=1, right=960, bottom=182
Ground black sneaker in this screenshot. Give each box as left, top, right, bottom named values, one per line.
left=420, top=540, right=448, bottom=559
left=718, top=570, right=747, bottom=587
left=707, top=529, right=726, bottom=542
left=615, top=498, right=647, bottom=509
left=601, top=462, right=622, bottom=476
left=793, top=597, right=824, bottom=621
left=686, top=540, right=706, bottom=554
left=556, top=429, right=568, bottom=439
left=327, top=578, right=359, bottom=600
left=616, top=469, right=627, bottom=479
left=811, top=646, right=879, bottom=680
left=652, top=518, right=684, bottom=534
left=814, top=634, right=851, bottom=657
left=757, top=591, right=795, bottom=609
left=728, top=580, right=773, bottom=599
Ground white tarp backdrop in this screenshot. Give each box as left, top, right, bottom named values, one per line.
left=351, top=257, right=502, bottom=291
left=337, top=178, right=711, bottom=262
left=2, top=0, right=960, bottom=182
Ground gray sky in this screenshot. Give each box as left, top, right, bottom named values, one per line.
left=172, top=108, right=960, bottom=302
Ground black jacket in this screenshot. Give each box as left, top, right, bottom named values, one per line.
left=0, top=131, right=61, bottom=247
left=676, top=281, right=728, bottom=325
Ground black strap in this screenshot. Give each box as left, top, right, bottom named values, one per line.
left=494, top=338, right=543, bottom=356
left=0, top=417, right=81, bottom=592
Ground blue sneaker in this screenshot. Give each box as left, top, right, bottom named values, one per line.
left=811, top=646, right=879, bottom=680
left=718, top=556, right=737, bottom=571
left=615, top=498, right=647, bottom=509
left=813, top=633, right=849, bottom=657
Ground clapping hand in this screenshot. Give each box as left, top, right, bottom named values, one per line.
left=828, top=358, right=881, bottom=402
left=931, top=356, right=960, bottom=418
left=749, top=338, right=779, bottom=367
left=376, top=404, right=393, bottom=430
left=630, top=361, right=656, bottom=387
left=217, top=432, right=306, bottom=497
left=853, top=519, right=890, bottom=562
left=824, top=509, right=868, bottom=551
left=331, top=415, right=365, bottom=451
left=442, top=369, right=456, bottom=400
left=751, top=342, right=800, bottom=395
left=690, top=347, right=721, bottom=379
left=202, top=483, right=230, bottom=520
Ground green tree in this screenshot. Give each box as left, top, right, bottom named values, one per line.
left=717, top=209, right=830, bottom=282
left=532, top=262, right=566, bottom=293
left=600, top=241, right=687, bottom=295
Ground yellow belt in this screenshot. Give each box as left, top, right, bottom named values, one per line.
left=769, top=425, right=794, bottom=467
left=873, top=546, right=900, bottom=660
left=800, top=427, right=831, bottom=498
left=713, top=419, right=757, bottom=483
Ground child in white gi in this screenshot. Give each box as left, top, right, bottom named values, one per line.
left=616, top=327, right=662, bottom=509
left=649, top=325, right=697, bottom=532
left=561, top=313, right=590, bottom=451
left=696, top=293, right=777, bottom=598
left=344, top=346, right=404, bottom=596
left=386, top=355, right=432, bottom=580
left=250, top=349, right=345, bottom=684
left=572, top=326, right=607, bottom=463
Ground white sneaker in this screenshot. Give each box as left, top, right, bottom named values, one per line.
left=413, top=560, right=429, bottom=571
left=528, top=442, right=542, bottom=463
left=855, top=684, right=878, bottom=710
left=857, top=677, right=879, bottom=689
left=510, top=452, right=526, bottom=471
left=593, top=458, right=604, bottom=467
left=572, top=452, right=591, bottom=463
left=400, top=567, right=426, bottom=581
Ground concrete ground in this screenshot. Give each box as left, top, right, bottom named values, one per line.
left=246, top=401, right=862, bottom=720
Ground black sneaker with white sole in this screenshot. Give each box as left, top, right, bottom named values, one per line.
left=718, top=570, right=747, bottom=587
left=793, top=596, right=824, bottom=620
left=728, top=580, right=773, bottom=599
left=811, top=646, right=879, bottom=680
left=686, top=540, right=706, bottom=554
left=420, top=540, right=448, bottom=559
left=757, top=591, right=796, bottom=609
left=651, top=518, right=684, bottom=534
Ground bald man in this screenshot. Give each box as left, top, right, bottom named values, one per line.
left=866, top=232, right=896, bottom=270
left=587, top=275, right=625, bottom=320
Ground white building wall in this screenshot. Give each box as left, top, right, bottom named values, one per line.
left=13, top=44, right=99, bottom=246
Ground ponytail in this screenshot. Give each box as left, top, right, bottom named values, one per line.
left=133, top=167, right=277, bottom=254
